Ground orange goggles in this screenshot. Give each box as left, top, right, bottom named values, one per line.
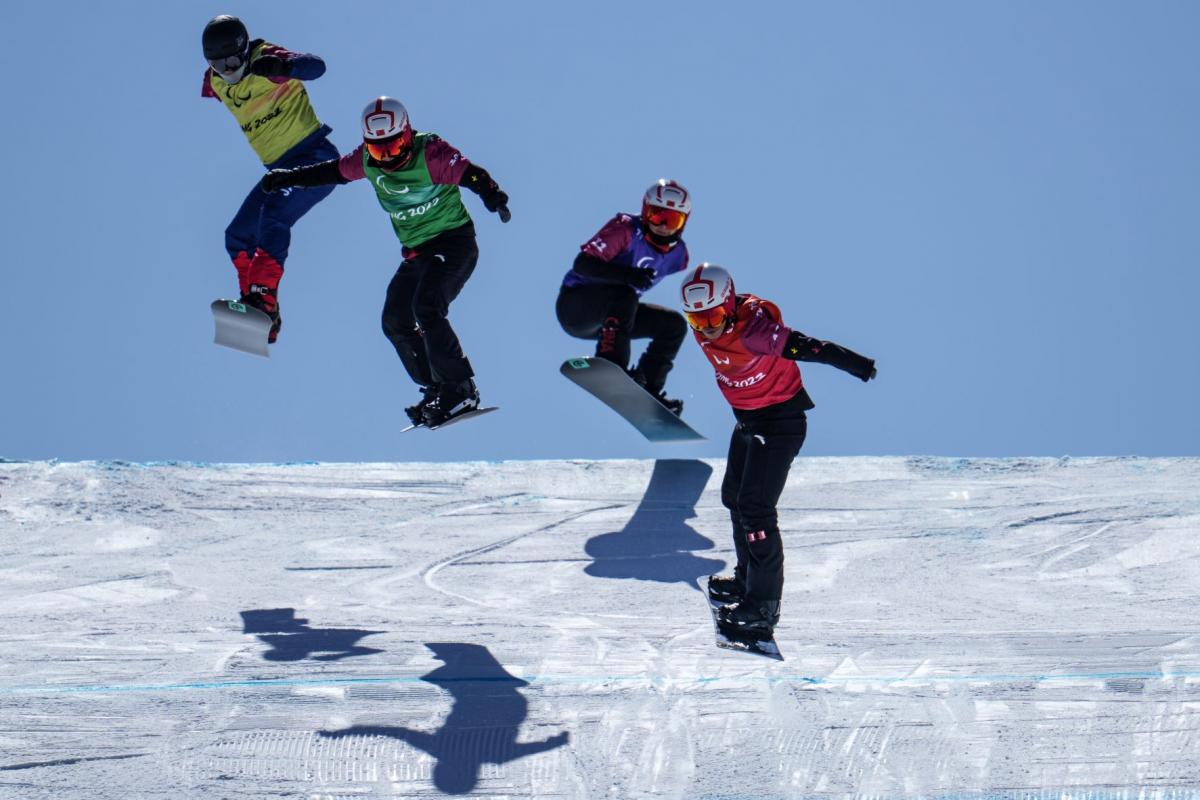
left=643, top=205, right=688, bottom=233
left=365, top=129, right=413, bottom=162
left=685, top=304, right=731, bottom=331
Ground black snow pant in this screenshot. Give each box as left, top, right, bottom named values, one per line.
left=721, top=394, right=809, bottom=604
left=381, top=223, right=479, bottom=388
left=555, top=283, right=687, bottom=392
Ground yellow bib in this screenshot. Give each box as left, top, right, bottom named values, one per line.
left=210, top=43, right=322, bottom=165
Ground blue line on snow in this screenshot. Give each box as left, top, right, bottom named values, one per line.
left=3, top=668, right=1199, bottom=696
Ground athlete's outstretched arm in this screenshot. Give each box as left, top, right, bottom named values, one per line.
left=783, top=331, right=876, bottom=381
left=259, top=158, right=347, bottom=193
left=249, top=45, right=326, bottom=81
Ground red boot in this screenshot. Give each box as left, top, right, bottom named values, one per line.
left=245, top=249, right=284, bottom=343
left=232, top=250, right=253, bottom=296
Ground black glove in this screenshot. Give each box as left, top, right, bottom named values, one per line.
left=624, top=266, right=656, bottom=291
left=865, top=364, right=877, bottom=382
left=496, top=204, right=511, bottom=223
left=260, top=169, right=297, bottom=193
left=480, top=187, right=509, bottom=213
left=249, top=54, right=290, bottom=78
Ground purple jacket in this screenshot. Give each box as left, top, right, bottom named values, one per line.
left=562, top=213, right=689, bottom=292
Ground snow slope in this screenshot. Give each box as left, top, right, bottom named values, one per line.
left=1, top=457, right=1198, bottom=798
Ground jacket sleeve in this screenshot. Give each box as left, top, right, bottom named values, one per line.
left=459, top=163, right=508, bottom=211
left=282, top=157, right=349, bottom=187
left=424, top=136, right=471, bottom=184
left=258, top=44, right=326, bottom=81
left=580, top=214, right=634, bottom=261
left=201, top=69, right=220, bottom=99
left=782, top=331, right=876, bottom=381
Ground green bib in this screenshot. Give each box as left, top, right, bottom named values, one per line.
left=210, top=42, right=322, bottom=165
left=363, top=133, right=472, bottom=248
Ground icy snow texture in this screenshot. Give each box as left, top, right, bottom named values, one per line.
left=1, top=457, right=1198, bottom=798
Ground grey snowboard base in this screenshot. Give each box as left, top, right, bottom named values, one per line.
left=212, top=299, right=272, bottom=358
left=704, top=590, right=783, bottom=660
left=560, top=356, right=704, bottom=443
left=401, top=406, right=499, bottom=433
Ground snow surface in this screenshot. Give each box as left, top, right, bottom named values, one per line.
left=1, top=456, right=1199, bottom=799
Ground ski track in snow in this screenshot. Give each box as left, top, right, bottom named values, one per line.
left=0, top=457, right=1198, bottom=798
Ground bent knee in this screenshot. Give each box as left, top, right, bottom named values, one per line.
left=737, top=509, right=779, bottom=533
left=382, top=316, right=421, bottom=341
left=414, top=300, right=449, bottom=326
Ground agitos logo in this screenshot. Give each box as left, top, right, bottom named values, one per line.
left=223, top=83, right=254, bottom=109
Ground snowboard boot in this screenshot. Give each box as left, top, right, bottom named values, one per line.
left=717, top=599, right=781, bottom=635
left=629, top=368, right=684, bottom=416
left=707, top=574, right=746, bottom=604
left=241, top=287, right=282, bottom=344
left=404, top=385, right=438, bottom=426
left=267, top=307, right=282, bottom=344
left=652, top=391, right=684, bottom=416
left=422, top=378, right=480, bottom=427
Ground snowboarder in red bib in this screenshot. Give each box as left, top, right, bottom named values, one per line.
left=556, top=180, right=692, bottom=413
left=259, top=97, right=510, bottom=427
left=201, top=15, right=339, bottom=343
left=681, top=264, right=876, bottom=635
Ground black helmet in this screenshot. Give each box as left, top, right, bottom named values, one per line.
left=202, top=15, right=248, bottom=60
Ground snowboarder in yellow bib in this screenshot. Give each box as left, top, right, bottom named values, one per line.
left=261, top=97, right=511, bottom=427
left=201, top=14, right=339, bottom=344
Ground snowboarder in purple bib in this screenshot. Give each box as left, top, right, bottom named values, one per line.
left=260, top=97, right=510, bottom=427
left=556, top=180, right=692, bottom=413
left=201, top=14, right=339, bottom=344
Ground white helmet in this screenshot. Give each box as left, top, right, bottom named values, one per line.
left=361, top=96, right=411, bottom=141
left=680, top=264, right=737, bottom=330
left=643, top=179, right=691, bottom=215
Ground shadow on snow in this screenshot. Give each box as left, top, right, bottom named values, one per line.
left=240, top=608, right=384, bottom=662
left=584, top=458, right=723, bottom=592
left=319, top=642, right=568, bottom=795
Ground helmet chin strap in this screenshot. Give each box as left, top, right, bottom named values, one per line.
left=718, top=297, right=739, bottom=335
left=376, top=155, right=415, bottom=173
left=644, top=226, right=681, bottom=252
left=375, top=150, right=416, bottom=172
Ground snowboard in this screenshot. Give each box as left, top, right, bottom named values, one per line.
left=704, top=586, right=783, bottom=660
left=559, top=357, right=704, bottom=443
left=212, top=299, right=272, bottom=358
left=401, top=406, right=499, bottom=433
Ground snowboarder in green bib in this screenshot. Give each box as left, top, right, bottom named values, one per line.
left=261, top=97, right=510, bottom=426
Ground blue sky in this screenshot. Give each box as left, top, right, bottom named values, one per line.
left=1, top=1, right=1197, bottom=462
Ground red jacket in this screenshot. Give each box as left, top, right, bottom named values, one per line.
left=694, top=295, right=804, bottom=410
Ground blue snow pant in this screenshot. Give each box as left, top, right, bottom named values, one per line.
left=223, top=136, right=339, bottom=277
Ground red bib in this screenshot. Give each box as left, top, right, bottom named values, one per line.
left=694, top=296, right=803, bottom=410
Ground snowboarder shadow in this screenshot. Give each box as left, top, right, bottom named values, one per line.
left=239, top=608, right=383, bottom=662
left=584, top=458, right=723, bottom=592
left=319, top=642, right=568, bottom=795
